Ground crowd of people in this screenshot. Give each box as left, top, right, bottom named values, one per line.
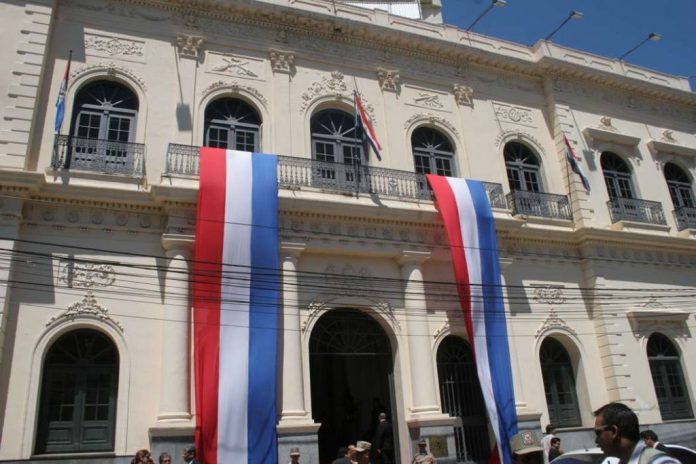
left=130, top=445, right=196, bottom=464
left=511, top=402, right=685, bottom=464
left=128, top=402, right=688, bottom=464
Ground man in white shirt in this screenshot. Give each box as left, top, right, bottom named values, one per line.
left=593, top=402, right=680, bottom=464
left=541, top=424, right=556, bottom=464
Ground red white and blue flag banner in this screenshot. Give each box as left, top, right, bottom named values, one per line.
left=54, top=50, right=72, bottom=134
left=193, top=148, right=279, bottom=464
left=427, top=175, right=518, bottom=464
left=354, top=91, right=382, bottom=161
left=563, top=136, right=591, bottom=193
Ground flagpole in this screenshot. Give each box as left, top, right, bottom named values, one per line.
left=352, top=76, right=362, bottom=198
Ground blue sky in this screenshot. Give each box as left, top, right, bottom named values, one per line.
left=441, top=0, right=696, bottom=90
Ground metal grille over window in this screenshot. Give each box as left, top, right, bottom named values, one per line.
left=539, top=338, right=581, bottom=427
left=648, top=333, right=693, bottom=420
left=437, top=336, right=490, bottom=463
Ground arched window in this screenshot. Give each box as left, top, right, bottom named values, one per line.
left=411, top=127, right=454, bottom=177
left=601, top=152, right=634, bottom=199
left=648, top=333, right=693, bottom=420
left=437, top=336, right=490, bottom=463
left=204, top=98, right=261, bottom=151
left=664, top=163, right=694, bottom=208
left=310, top=109, right=363, bottom=165
left=35, top=330, right=119, bottom=454
left=540, top=338, right=581, bottom=427
left=504, top=142, right=541, bottom=192
left=71, top=80, right=138, bottom=142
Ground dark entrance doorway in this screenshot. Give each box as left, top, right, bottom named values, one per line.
left=309, top=309, right=394, bottom=464
left=437, top=335, right=490, bottom=464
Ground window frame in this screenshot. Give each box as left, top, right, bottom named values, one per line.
left=664, top=162, right=695, bottom=208
left=411, top=127, right=455, bottom=177
left=503, top=141, right=541, bottom=192
left=647, top=333, right=694, bottom=421
left=539, top=338, right=581, bottom=428
left=601, top=152, right=635, bottom=200
left=203, top=98, right=261, bottom=152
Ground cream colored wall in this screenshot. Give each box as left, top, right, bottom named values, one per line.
left=0, top=0, right=695, bottom=460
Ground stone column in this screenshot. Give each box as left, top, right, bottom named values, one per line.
left=158, top=234, right=194, bottom=421
left=278, top=242, right=311, bottom=423
left=399, top=251, right=440, bottom=415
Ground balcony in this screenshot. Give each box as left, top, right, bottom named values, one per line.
left=506, top=190, right=572, bottom=220
left=164, top=144, right=508, bottom=208
left=52, top=135, right=145, bottom=177
left=607, top=198, right=667, bottom=225
left=674, top=206, right=696, bottom=231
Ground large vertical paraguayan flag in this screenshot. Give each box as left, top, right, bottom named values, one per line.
left=427, top=175, right=517, bottom=464
left=193, top=148, right=280, bottom=464
left=54, top=51, right=72, bottom=133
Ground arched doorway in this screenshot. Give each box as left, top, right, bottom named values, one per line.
left=35, top=329, right=119, bottom=454
left=437, top=335, right=490, bottom=464
left=309, top=309, right=394, bottom=464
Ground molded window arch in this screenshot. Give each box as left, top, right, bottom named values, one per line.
left=35, top=329, right=119, bottom=454
left=411, top=127, right=455, bottom=177
left=504, top=141, right=541, bottom=192
left=539, top=337, right=581, bottom=427
left=647, top=333, right=693, bottom=420
left=203, top=97, right=261, bottom=151
left=601, top=152, right=634, bottom=199
left=664, top=162, right=694, bottom=208
left=70, top=80, right=139, bottom=143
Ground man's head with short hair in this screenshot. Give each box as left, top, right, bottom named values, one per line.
left=593, top=402, right=639, bottom=459
left=378, top=412, right=387, bottom=421
left=640, top=430, right=658, bottom=447
left=182, top=445, right=196, bottom=462
left=545, top=424, right=556, bottom=434
left=550, top=437, right=560, bottom=448
left=159, top=452, right=172, bottom=464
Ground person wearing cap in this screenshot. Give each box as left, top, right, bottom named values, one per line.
left=181, top=445, right=196, bottom=464
left=354, top=441, right=371, bottom=464
left=510, top=430, right=544, bottom=464
left=412, top=438, right=436, bottom=464
left=288, top=447, right=301, bottom=464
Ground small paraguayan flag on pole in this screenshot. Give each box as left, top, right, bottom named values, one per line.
left=54, top=50, right=72, bottom=134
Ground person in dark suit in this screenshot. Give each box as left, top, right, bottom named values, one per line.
left=181, top=445, right=196, bottom=464
left=640, top=430, right=671, bottom=454
left=373, top=412, right=394, bottom=464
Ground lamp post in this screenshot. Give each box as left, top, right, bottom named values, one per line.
left=619, top=32, right=662, bottom=60
left=544, top=10, right=583, bottom=41
left=467, top=0, right=507, bottom=32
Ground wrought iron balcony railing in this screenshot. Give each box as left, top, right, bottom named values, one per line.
left=673, top=206, right=696, bottom=231
left=607, top=198, right=667, bottom=225
left=164, top=144, right=508, bottom=208
left=506, top=190, right=572, bottom=220
left=52, top=135, right=145, bottom=177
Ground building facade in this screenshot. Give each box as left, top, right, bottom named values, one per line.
left=0, top=0, right=695, bottom=462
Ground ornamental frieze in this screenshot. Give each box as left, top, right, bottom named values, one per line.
left=70, top=62, right=147, bottom=91
left=24, top=201, right=165, bottom=232
left=84, top=33, right=145, bottom=61
left=46, top=291, right=124, bottom=331
left=403, top=113, right=459, bottom=138
left=201, top=80, right=268, bottom=107
left=207, top=52, right=264, bottom=80
left=492, top=102, right=534, bottom=126
left=59, top=261, right=116, bottom=289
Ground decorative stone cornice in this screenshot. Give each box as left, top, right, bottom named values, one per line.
left=535, top=307, right=576, bottom=339
left=269, top=49, right=295, bottom=74
left=100, top=0, right=696, bottom=107
left=201, top=80, right=268, bottom=106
